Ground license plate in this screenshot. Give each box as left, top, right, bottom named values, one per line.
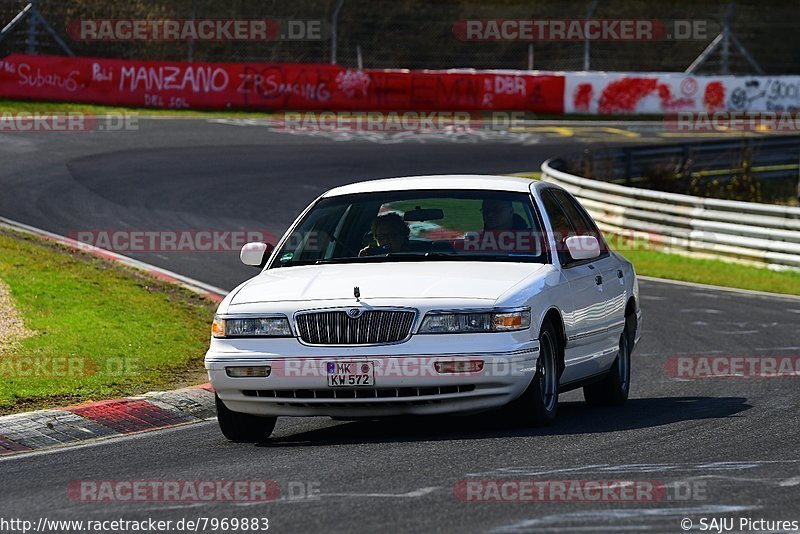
left=326, top=361, right=374, bottom=387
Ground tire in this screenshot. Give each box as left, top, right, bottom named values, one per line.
left=507, top=321, right=560, bottom=426
left=215, top=394, right=277, bottom=442
left=583, top=314, right=633, bottom=406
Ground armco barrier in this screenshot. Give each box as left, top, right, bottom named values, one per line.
left=541, top=156, right=800, bottom=270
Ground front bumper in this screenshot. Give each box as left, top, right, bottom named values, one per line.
left=207, top=343, right=539, bottom=417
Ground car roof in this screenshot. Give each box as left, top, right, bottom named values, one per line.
left=322, top=174, right=535, bottom=197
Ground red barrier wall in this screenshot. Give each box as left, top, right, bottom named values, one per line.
left=0, top=54, right=564, bottom=113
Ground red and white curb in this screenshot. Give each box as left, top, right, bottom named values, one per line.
left=0, top=385, right=216, bottom=456
left=0, top=216, right=229, bottom=456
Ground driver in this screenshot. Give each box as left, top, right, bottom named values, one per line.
left=359, top=213, right=411, bottom=256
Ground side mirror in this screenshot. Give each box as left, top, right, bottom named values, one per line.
left=240, top=242, right=274, bottom=268
left=564, top=235, right=600, bottom=261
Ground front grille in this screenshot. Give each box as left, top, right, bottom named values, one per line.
left=295, top=309, right=415, bottom=345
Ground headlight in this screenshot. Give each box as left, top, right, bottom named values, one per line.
left=211, top=316, right=292, bottom=338
left=419, top=310, right=530, bottom=334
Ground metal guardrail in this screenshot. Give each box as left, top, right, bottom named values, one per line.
left=574, top=136, right=800, bottom=201
left=541, top=140, right=800, bottom=270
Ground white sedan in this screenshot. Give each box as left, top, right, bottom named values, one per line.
left=205, top=175, right=642, bottom=441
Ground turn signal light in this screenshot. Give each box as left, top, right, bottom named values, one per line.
left=434, top=360, right=484, bottom=374
left=494, top=314, right=525, bottom=329
left=225, top=366, right=271, bottom=378
left=211, top=318, right=226, bottom=338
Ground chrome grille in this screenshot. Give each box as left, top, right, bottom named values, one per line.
left=295, top=309, right=415, bottom=345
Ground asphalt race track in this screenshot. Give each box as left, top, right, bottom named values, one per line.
left=1, top=120, right=798, bottom=532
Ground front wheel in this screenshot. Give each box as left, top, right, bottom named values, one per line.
left=215, top=394, right=277, bottom=442
left=506, top=321, right=560, bottom=426
left=583, top=315, right=633, bottom=406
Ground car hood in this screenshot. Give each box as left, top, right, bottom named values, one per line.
left=229, top=262, right=547, bottom=304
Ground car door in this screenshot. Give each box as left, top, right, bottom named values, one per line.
left=540, top=189, right=611, bottom=384
left=550, top=189, right=627, bottom=349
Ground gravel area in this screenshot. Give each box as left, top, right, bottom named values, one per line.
left=0, top=279, right=33, bottom=354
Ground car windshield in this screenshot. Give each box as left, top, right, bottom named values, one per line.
left=271, top=189, right=547, bottom=267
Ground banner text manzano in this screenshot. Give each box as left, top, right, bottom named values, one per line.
left=0, top=54, right=564, bottom=113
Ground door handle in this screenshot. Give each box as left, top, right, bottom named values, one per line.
left=595, top=275, right=603, bottom=285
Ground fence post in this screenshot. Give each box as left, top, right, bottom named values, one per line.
left=330, top=0, right=345, bottom=65
left=188, top=0, right=197, bottom=62
left=26, top=0, right=37, bottom=54
left=527, top=43, right=534, bottom=70
left=583, top=0, right=598, bottom=70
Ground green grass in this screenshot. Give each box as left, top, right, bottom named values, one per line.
left=507, top=172, right=542, bottom=179
left=0, top=229, right=217, bottom=414
left=609, top=237, right=800, bottom=296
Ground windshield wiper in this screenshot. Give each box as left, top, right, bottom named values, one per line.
left=387, top=252, right=456, bottom=259
left=313, top=254, right=447, bottom=264
left=384, top=252, right=542, bottom=262
left=274, top=253, right=542, bottom=268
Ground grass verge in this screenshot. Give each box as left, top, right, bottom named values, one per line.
left=0, top=228, right=218, bottom=414
left=611, top=238, right=800, bottom=297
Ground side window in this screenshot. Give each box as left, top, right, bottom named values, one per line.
left=550, top=190, right=609, bottom=255
left=540, top=190, right=576, bottom=265
left=278, top=204, right=347, bottom=264
left=550, top=190, right=592, bottom=233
